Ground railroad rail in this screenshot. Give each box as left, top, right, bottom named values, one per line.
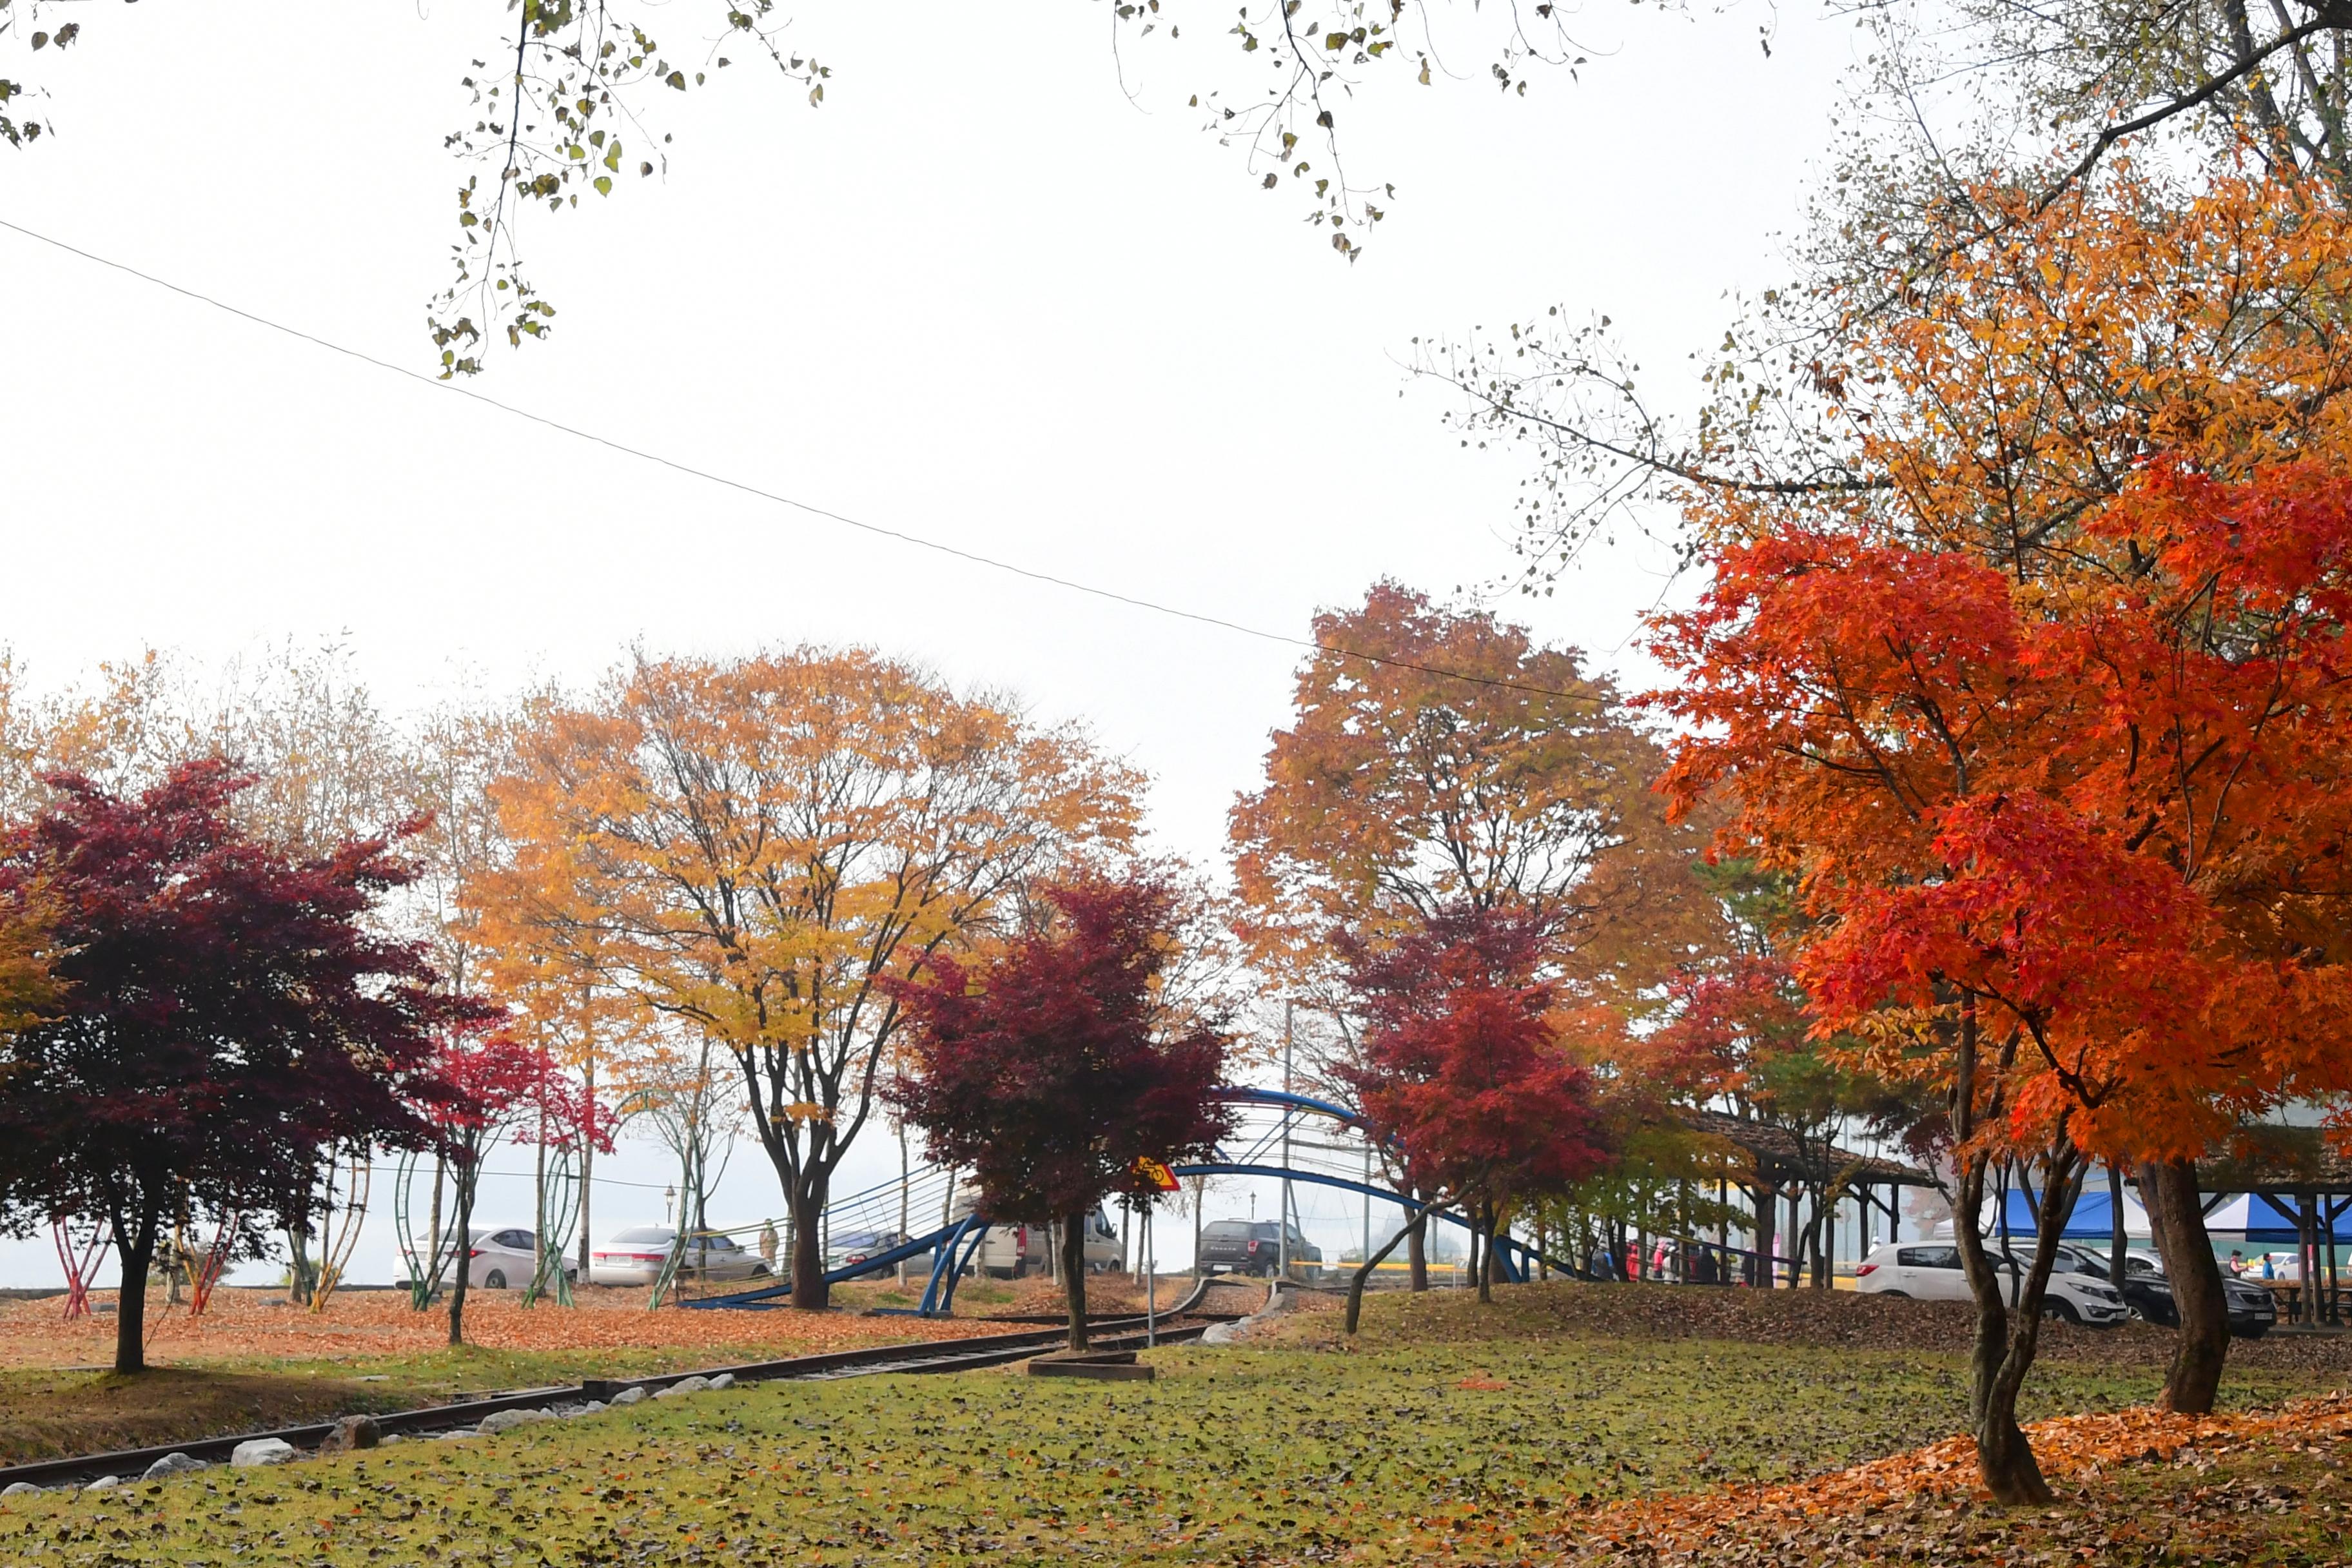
left=0, top=1279, right=1233, bottom=1493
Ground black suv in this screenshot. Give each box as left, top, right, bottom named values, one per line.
left=1197, top=1219, right=1322, bottom=1277
left=2066, top=1245, right=2277, bottom=1338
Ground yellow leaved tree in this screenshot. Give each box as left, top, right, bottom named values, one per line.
left=476, top=647, right=1142, bottom=1308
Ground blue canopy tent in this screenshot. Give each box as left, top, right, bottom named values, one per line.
left=1981, top=1186, right=2352, bottom=1242
left=1982, top=1184, right=2151, bottom=1241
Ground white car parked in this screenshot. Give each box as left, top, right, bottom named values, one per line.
left=411, top=1226, right=571, bottom=1292
left=587, top=1225, right=772, bottom=1287
left=1854, top=1240, right=2130, bottom=1326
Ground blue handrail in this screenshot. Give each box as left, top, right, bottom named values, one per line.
left=1208, top=1085, right=1368, bottom=1128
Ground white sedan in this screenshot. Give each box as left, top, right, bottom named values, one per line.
left=588, top=1226, right=774, bottom=1287
left=1855, top=1240, right=2130, bottom=1326
left=411, top=1226, right=569, bottom=1292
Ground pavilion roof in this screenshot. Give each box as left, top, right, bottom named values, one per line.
left=2195, top=1124, right=2352, bottom=1197
left=1680, top=1107, right=1932, bottom=1190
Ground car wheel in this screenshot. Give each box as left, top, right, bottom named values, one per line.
left=2043, top=1298, right=2081, bottom=1324
left=750, top=1263, right=772, bottom=1279
left=1876, top=1289, right=1908, bottom=1298
left=484, top=1269, right=507, bottom=1291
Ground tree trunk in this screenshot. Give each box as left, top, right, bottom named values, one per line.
left=1972, top=1389, right=2053, bottom=1505
left=1407, top=1209, right=1429, bottom=1292
left=2144, top=1158, right=2230, bottom=1413
left=2108, top=1164, right=2129, bottom=1288
left=1476, top=1202, right=1494, bottom=1303
left=109, top=1203, right=161, bottom=1375
left=422, top=1155, right=446, bottom=1308
left=790, top=1170, right=830, bottom=1310
left=578, top=1057, right=596, bottom=1280
left=1950, top=1139, right=2081, bottom=1504
left=1061, top=1212, right=1090, bottom=1351
left=532, top=1107, right=548, bottom=1304
left=286, top=1226, right=314, bottom=1307
left=1349, top=1198, right=1446, bottom=1334
left=1752, top=1182, right=1776, bottom=1288
left=447, top=1166, right=477, bottom=1348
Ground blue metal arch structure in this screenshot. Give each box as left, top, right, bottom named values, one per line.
left=1170, top=1161, right=1571, bottom=1284
left=1208, top=1085, right=1367, bottom=1129
left=683, top=1082, right=1585, bottom=1310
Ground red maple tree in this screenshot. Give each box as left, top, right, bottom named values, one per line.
left=887, top=873, right=1233, bottom=1349
left=426, top=1031, right=602, bottom=1344
left=1652, top=457, right=2352, bottom=1498
left=0, top=761, right=482, bottom=1373
left=1340, top=903, right=1612, bottom=1302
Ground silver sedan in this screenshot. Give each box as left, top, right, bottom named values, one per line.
left=588, top=1226, right=774, bottom=1287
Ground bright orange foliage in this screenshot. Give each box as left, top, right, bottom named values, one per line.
left=1653, top=168, right=2352, bottom=1498
left=1230, top=582, right=1714, bottom=1003
left=1662, top=460, right=2352, bottom=1171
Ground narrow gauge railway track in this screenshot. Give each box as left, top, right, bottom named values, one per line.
left=0, top=1281, right=1230, bottom=1493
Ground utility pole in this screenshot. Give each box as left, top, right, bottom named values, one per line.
left=1280, top=1001, right=1294, bottom=1279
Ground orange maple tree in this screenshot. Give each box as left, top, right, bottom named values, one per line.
left=1229, top=584, right=1715, bottom=1285
left=1656, top=457, right=2352, bottom=1500
left=1229, top=582, right=1713, bottom=999
left=1650, top=165, right=2352, bottom=1500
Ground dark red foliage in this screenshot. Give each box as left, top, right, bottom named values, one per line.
left=427, top=1028, right=597, bottom=1346
left=427, top=1031, right=607, bottom=1161
left=1340, top=905, right=1611, bottom=1226
left=0, top=760, right=489, bottom=1371
left=887, top=874, right=1231, bottom=1344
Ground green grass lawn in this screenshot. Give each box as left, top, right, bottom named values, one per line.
left=5, top=1284, right=2342, bottom=1566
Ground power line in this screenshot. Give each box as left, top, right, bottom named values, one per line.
left=0, top=215, right=1607, bottom=707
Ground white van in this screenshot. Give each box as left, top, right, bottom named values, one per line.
left=948, top=1191, right=1122, bottom=1277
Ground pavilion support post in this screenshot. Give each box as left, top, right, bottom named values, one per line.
left=2328, top=1199, right=2346, bottom=1325
left=2300, top=1195, right=2320, bottom=1327
left=1812, top=1188, right=1832, bottom=1289
left=1715, top=1177, right=1729, bottom=1284
left=1787, top=1187, right=1803, bottom=1289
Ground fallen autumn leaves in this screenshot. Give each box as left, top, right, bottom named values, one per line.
left=1571, top=1393, right=2352, bottom=1554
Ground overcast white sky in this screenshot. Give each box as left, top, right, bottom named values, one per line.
left=0, top=0, right=1862, bottom=1287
